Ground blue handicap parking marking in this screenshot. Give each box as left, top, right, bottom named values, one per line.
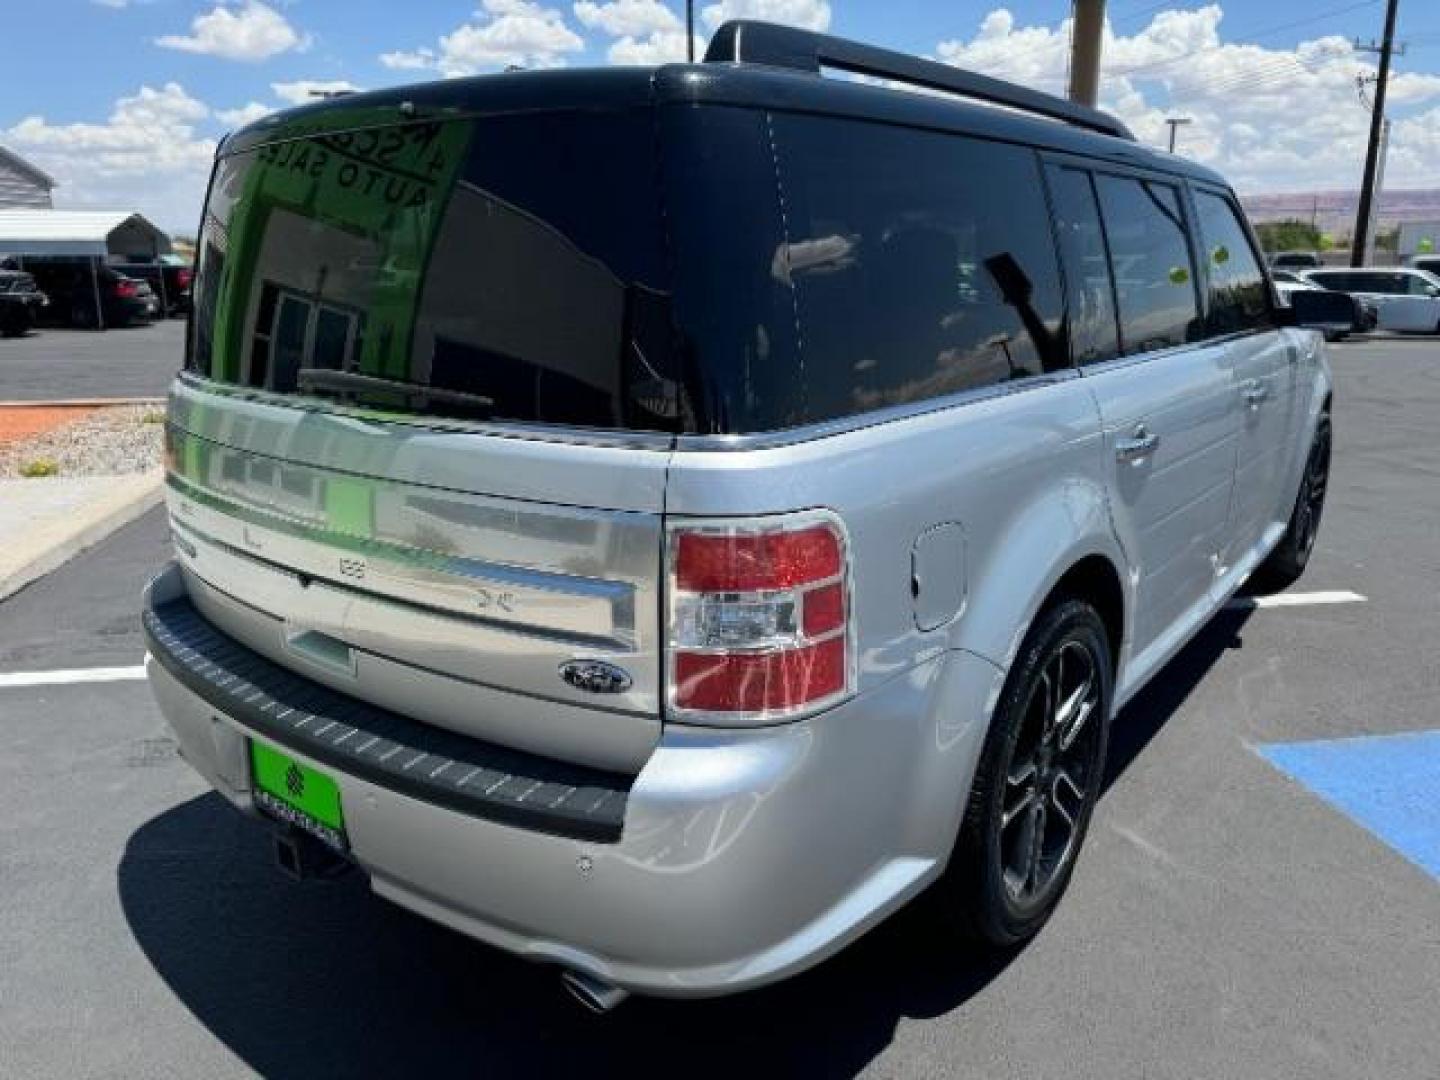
left=1259, top=730, right=1440, bottom=882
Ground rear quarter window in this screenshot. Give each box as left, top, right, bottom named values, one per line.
left=773, top=116, right=1069, bottom=422
left=665, top=110, right=1068, bottom=433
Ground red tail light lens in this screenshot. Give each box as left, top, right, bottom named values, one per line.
left=114, top=280, right=138, bottom=298
left=176, top=268, right=193, bottom=289
left=668, top=513, right=853, bottom=722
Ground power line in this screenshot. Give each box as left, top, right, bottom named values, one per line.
left=1196, top=50, right=1362, bottom=96
left=1110, top=0, right=1381, bottom=78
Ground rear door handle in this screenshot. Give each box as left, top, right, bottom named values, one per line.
left=1115, top=425, right=1160, bottom=463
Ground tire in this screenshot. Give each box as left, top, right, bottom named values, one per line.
left=1250, top=412, right=1331, bottom=594
left=929, top=598, right=1113, bottom=947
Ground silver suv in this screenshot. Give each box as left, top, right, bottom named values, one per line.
left=144, top=22, right=1334, bottom=1008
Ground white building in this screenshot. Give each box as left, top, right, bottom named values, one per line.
left=0, top=145, right=55, bottom=210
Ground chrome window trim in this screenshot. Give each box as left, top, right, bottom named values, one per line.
left=672, top=371, right=1082, bottom=451
left=173, top=372, right=678, bottom=452
left=175, top=368, right=1081, bottom=454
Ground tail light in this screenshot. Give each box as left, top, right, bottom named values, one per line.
left=666, top=511, right=854, bottom=723
left=176, top=268, right=193, bottom=290
left=114, top=280, right=138, bottom=299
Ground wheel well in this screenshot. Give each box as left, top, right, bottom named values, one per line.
left=1050, top=556, right=1125, bottom=673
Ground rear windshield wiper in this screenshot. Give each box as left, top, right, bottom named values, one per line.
left=296, top=369, right=495, bottom=414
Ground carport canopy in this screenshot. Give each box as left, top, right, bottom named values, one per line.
left=0, top=209, right=172, bottom=259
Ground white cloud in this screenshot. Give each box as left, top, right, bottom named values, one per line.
left=3, top=83, right=216, bottom=233
left=157, top=1, right=309, bottom=62
left=215, top=101, right=274, bottom=127
left=933, top=5, right=1440, bottom=193
left=271, top=79, right=363, bottom=105
left=574, top=0, right=678, bottom=37
left=381, top=0, right=584, bottom=76
left=607, top=29, right=701, bottom=64
left=700, top=0, right=830, bottom=32
left=571, top=0, right=698, bottom=64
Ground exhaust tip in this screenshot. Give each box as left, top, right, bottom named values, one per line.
left=561, top=969, right=629, bottom=1014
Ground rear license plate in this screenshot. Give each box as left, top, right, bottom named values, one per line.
left=250, top=742, right=348, bottom=852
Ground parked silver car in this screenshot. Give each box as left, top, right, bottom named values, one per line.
left=1302, top=266, right=1440, bottom=333
left=143, top=21, right=1334, bottom=1008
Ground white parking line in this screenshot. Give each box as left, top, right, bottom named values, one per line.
left=0, top=665, right=147, bottom=689
left=1227, top=590, right=1367, bottom=611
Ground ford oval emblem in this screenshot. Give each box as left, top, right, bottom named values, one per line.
left=560, top=659, right=633, bottom=695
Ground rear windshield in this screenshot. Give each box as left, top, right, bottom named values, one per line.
left=189, top=109, right=679, bottom=430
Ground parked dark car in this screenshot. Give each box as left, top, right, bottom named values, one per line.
left=0, top=270, right=48, bottom=337
left=14, top=260, right=155, bottom=329
left=110, top=256, right=193, bottom=317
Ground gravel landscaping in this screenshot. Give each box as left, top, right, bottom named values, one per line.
left=0, top=405, right=164, bottom=479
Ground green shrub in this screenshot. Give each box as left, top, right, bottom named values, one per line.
left=20, top=459, right=59, bottom=478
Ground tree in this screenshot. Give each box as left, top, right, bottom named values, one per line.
left=1254, top=218, right=1323, bottom=254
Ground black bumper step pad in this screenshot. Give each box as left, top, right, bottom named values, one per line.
left=143, top=594, right=632, bottom=842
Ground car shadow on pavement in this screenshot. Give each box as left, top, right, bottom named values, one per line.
left=117, top=609, right=1251, bottom=1080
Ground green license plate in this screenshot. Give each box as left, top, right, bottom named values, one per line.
left=250, top=742, right=348, bottom=852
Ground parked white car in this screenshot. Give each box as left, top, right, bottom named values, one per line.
left=1302, top=267, right=1440, bottom=332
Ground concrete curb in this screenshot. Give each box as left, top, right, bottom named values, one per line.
left=0, top=470, right=165, bottom=602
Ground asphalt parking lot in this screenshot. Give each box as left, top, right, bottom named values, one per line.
left=1, top=337, right=1437, bottom=1079
left=0, top=320, right=183, bottom=400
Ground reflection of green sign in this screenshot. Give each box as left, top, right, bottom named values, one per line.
left=1168, top=265, right=1190, bottom=285
left=1419, top=237, right=1435, bottom=254
left=209, top=112, right=472, bottom=383
left=1211, top=244, right=1230, bottom=266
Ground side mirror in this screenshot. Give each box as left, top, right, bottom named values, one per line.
left=1288, top=289, right=1360, bottom=330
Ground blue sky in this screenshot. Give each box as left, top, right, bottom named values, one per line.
left=5, top=1, right=1440, bottom=231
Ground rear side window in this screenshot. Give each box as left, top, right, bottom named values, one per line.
left=1353, top=273, right=1406, bottom=294
left=772, top=116, right=1068, bottom=422
left=1093, top=173, right=1200, bottom=355
left=1047, top=165, right=1119, bottom=365
left=668, top=111, right=1068, bottom=433
left=1192, top=189, right=1270, bottom=335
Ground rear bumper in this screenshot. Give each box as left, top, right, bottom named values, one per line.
left=144, top=564, right=1003, bottom=998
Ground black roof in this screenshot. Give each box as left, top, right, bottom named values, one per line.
left=224, top=22, right=1228, bottom=190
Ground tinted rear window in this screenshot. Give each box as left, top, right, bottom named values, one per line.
left=666, top=110, right=1068, bottom=433
left=189, top=110, right=680, bottom=430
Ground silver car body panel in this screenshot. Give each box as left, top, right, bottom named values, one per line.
left=165, top=378, right=669, bottom=774
left=150, top=328, right=1331, bottom=994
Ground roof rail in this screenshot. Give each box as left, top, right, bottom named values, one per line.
left=703, top=20, right=1135, bottom=142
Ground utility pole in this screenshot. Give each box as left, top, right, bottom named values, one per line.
left=1364, top=118, right=1393, bottom=264
left=1165, top=116, right=1192, bottom=154
left=1068, top=0, right=1106, bottom=107
left=1351, top=0, right=1401, bottom=267
left=686, top=0, right=695, bottom=62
